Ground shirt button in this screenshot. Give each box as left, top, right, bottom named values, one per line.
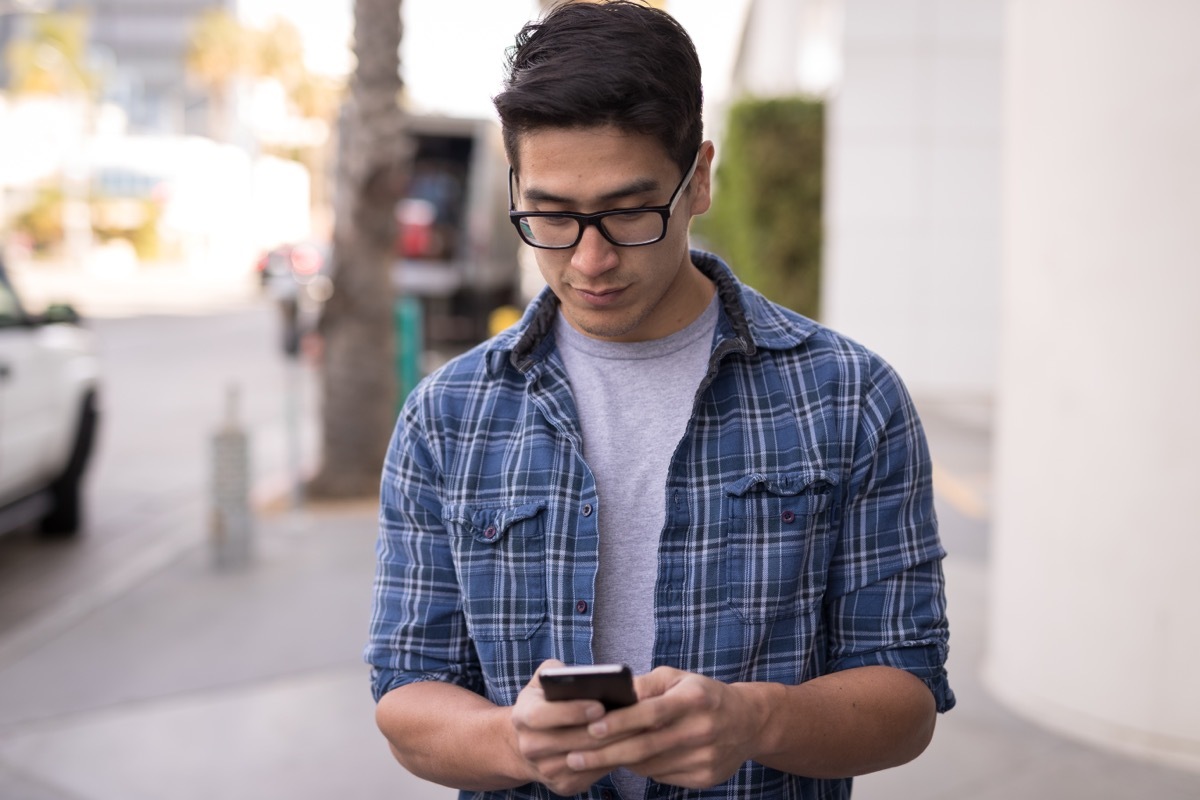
left=483, top=525, right=498, bottom=540
left=600, top=791, right=614, bottom=800
left=581, top=503, right=593, bottom=517
left=781, top=509, right=796, bottom=524
left=575, top=599, right=589, bottom=614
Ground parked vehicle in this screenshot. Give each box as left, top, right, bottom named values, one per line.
left=392, top=115, right=522, bottom=349
left=255, top=241, right=328, bottom=290
left=0, top=260, right=101, bottom=537
left=255, top=241, right=333, bottom=357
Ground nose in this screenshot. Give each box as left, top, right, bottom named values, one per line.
left=570, top=222, right=619, bottom=277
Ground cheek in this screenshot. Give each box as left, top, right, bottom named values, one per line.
left=533, top=251, right=564, bottom=282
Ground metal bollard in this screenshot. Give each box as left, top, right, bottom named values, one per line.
left=211, top=385, right=253, bottom=569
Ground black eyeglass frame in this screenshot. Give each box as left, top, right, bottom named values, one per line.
left=507, top=153, right=700, bottom=250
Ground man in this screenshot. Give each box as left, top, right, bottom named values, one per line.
left=365, top=2, right=954, bottom=798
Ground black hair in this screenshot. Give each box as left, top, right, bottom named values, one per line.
left=493, top=0, right=704, bottom=175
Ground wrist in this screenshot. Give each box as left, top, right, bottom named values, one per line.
left=498, top=704, right=538, bottom=786
left=732, top=681, right=789, bottom=763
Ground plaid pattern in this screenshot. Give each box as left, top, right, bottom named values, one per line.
left=366, top=252, right=954, bottom=800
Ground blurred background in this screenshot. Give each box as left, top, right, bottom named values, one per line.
left=0, top=0, right=1196, bottom=798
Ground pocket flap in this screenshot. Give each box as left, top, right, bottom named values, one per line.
left=725, top=470, right=836, bottom=500
left=443, top=500, right=548, bottom=545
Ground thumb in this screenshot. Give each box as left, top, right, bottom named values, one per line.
left=633, top=666, right=684, bottom=701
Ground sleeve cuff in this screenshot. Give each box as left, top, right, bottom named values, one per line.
left=829, top=641, right=957, bottom=713
left=370, top=666, right=486, bottom=703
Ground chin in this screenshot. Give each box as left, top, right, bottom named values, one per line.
left=571, top=311, right=643, bottom=341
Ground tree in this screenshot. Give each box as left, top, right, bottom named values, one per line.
left=696, top=97, right=824, bottom=320
left=184, top=9, right=249, bottom=142
left=4, top=12, right=96, bottom=96
left=248, top=17, right=305, bottom=92
left=308, top=0, right=408, bottom=498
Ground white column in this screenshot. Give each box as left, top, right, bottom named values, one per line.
left=988, top=0, right=1200, bottom=772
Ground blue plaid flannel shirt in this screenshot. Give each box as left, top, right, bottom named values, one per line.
left=366, top=251, right=955, bottom=800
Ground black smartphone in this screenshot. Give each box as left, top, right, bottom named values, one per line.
left=540, top=664, right=637, bottom=711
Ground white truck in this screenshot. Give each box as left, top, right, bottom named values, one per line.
left=0, top=261, right=100, bottom=537
left=392, top=114, right=523, bottom=350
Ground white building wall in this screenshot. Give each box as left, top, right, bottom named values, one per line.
left=988, top=0, right=1200, bottom=772
left=730, top=0, right=841, bottom=98
left=823, top=0, right=1003, bottom=395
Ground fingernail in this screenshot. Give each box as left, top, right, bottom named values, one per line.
left=566, top=753, right=585, bottom=770
left=585, top=704, right=604, bottom=721
left=588, top=720, right=607, bottom=737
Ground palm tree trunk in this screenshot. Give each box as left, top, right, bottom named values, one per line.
left=310, top=0, right=409, bottom=499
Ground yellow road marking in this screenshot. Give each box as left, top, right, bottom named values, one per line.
left=931, top=460, right=988, bottom=521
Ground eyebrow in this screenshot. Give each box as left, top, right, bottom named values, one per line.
left=521, top=176, right=661, bottom=206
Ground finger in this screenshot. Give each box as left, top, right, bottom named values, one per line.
left=520, top=723, right=615, bottom=760
left=516, top=661, right=601, bottom=729
left=528, top=696, right=607, bottom=729
left=567, top=721, right=680, bottom=773
left=585, top=690, right=678, bottom=740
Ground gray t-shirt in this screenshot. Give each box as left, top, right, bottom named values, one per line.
left=555, top=295, right=718, bottom=800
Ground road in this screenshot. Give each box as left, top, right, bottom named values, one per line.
left=0, top=298, right=320, bottom=655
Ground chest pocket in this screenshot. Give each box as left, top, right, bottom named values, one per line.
left=724, top=472, right=834, bottom=623
left=443, top=500, right=548, bottom=641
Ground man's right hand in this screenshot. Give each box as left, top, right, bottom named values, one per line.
left=510, top=660, right=626, bottom=796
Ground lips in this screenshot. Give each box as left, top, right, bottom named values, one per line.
left=573, top=285, right=627, bottom=305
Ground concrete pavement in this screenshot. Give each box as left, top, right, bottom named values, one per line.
left=0, top=501, right=454, bottom=800
left=0, top=399, right=1197, bottom=799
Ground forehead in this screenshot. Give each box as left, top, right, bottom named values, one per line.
left=513, top=126, right=673, bottom=187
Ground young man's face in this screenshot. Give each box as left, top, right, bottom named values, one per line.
left=512, top=126, right=714, bottom=342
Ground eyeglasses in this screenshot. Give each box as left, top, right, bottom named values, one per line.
left=508, top=153, right=700, bottom=250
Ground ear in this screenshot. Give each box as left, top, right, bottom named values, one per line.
left=689, top=140, right=717, bottom=217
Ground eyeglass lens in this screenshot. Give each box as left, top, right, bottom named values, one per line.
left=517, top=212, right=664, bottom=248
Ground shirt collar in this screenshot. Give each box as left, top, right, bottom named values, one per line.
left=484, top=249, right=819, bottom=377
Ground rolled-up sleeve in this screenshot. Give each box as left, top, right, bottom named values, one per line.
left=825, top=358, right=955, bottom=713
left=364, top=397, right=484, bottom=703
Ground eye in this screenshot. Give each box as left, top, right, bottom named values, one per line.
left=605, top=210, right=648, bottom=224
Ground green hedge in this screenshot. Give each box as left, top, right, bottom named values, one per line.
left=696, top=96, right=824, bottom=321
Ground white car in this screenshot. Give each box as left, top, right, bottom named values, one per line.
left=0, top=262, right=100, bottom=537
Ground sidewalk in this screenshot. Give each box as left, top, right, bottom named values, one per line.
left=0, top=500, right=454, bottom=800
left=0, top=401, right=1197, bottom=799
left=856, top=397, right=1200, bottom=800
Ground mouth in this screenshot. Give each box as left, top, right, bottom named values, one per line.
left=573, top=285, right=627, bottom=305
